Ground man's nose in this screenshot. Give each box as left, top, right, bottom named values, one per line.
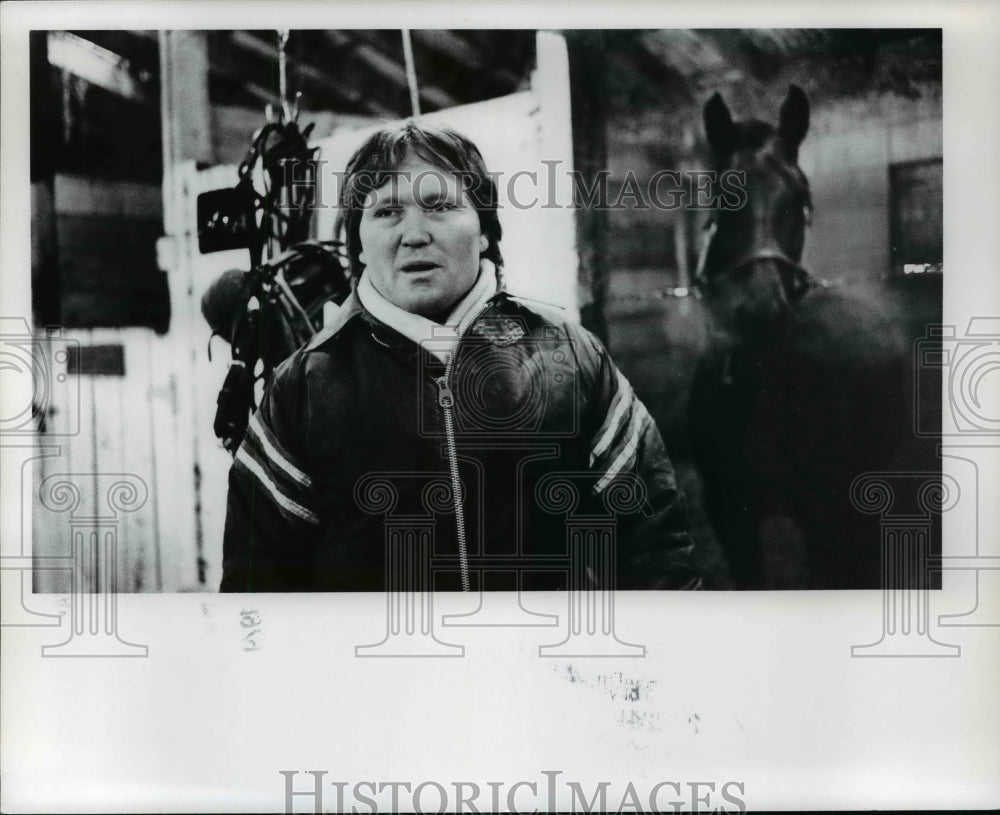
left=399, top=208, right=431, bottom=247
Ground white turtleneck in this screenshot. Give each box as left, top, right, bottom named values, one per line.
left=356, top=259, right=500, bottom=363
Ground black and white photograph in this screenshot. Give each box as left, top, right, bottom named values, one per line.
left=2, top=1, right=998, bottom=812
left=21, top=26, right=948, bottom=593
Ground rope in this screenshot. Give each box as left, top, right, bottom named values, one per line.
left=401, top=29, right=421, bottom=117
left=278, top=30, right=290, bottom=121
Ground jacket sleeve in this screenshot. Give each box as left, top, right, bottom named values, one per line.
left=220, top=353, right=321, bottom=592
left=579, top=331, right=703, bottom=590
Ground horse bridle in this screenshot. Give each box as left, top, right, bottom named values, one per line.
left=692, top=210, right=817, bottom=302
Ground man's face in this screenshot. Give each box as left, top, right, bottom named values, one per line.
left=358, top=151, right=488, bottom=318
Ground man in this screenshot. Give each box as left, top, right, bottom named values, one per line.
left=221, top=121, right=701, bottom=592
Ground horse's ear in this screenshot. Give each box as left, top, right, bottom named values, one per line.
left=704, top=92, right=736, bottom=156
left=778, top=85, right=810, bottom=158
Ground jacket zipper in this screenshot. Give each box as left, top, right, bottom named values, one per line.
left=434, top=299, right=497, bottom=592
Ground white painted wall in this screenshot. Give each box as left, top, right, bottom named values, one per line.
left=313, top=32, right=578, bottom=317
left=799, top=90, right=943, bottom=282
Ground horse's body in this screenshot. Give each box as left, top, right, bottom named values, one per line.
left=688, top=87, right=907, bottom=589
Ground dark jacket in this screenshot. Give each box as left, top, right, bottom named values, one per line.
left=221, top=290, right=701, bottom=592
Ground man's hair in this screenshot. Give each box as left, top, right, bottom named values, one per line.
left=338, top=120, right=503, bottom=279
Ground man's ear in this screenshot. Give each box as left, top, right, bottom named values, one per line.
left=479, top=234, right=488, bottom=253
left=358, top=249, right=367, bottom=265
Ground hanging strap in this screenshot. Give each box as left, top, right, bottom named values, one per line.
left=401, top=29, right=421, bottom=116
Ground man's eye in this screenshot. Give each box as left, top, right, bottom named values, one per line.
left=427, top=200, right=457, bottom=212
left=373, top=207, right=399, bottom=218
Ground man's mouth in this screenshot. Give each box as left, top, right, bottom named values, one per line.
left=400, top=261, right=440, bottom=273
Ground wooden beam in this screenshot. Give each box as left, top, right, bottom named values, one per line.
left=30, top=31, right=61, bottom=326
left=695, top=29, right=782, bottom=83
left=203, top=48, right=283, bottom=109
left=229, top=30, right=366, bottom=110
left=47, top=31, right=151, bottom=103
left=157, top=30, right=213, bottom=589
left=159, top=31, right=212, bottom=172
left=532, top=31, right=580, bottom=320
left=411, top=29, right=520, bottom=90
left=565, top=30, right=611, bottom=345
left=639, top=29, right=728, bottom=86
left=323, top=30, right=458, bottom=112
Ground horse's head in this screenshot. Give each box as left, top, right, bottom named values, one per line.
left=697, top=85, right=812, bottom=348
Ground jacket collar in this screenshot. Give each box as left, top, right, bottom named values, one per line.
left=303, top=290, right=363, bottom=352
left=304, top=268, right=529, bottom=356
left=355, top=260, right=500, bottom=364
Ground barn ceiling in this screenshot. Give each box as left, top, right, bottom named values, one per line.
left=62, top=28, right=941, bottom=118
left=39, top=28, right=940, bottom=184
left=64, top=29, right=538, bottom=117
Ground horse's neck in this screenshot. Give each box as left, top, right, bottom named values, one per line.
left=704, top=335, right=778, bottom=389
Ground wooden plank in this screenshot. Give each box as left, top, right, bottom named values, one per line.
left=84, top=325, right=161, bottom=595
left=188, top=165, right=248, bottom=591
left=30, top=32, right=61, bottom=327
left=30, top=182, right=60, bottom=329
left=156, top=161, right=210, bottom=591
left=136, top=329, right=163, bottom=592
left=158, top=31, right=212, bottom=174
left=565, top=31, right=611, bottom=342
left=146, top=330, right=182, bottom=592
left=157, top=294, right=201, bottom=589
left=54, top=175, right=162, bottom=218
left=30, top=324, right=73, bottom=594
left=159, top=31, right=213, bottom=589
left=147, top=329, right=195, bottom=591
left=90, top=327, right=127, bottom=593
left=47, top=31, right=151, bottom=103
left=122, top=330, right=156, bottom=592
left=36, top=328, right=100, bottom=595
left=127, top=330, right=145, bottom=593
left=533, top=31, right=580, bottom=318
left=79, top=329, right=99, bottom=595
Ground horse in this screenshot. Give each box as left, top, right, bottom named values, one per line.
left=687, top=85, right=908, bottom=589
